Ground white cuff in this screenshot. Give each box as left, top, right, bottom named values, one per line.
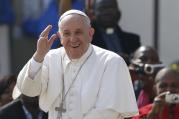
left=28, top=58, right=42, bottom=79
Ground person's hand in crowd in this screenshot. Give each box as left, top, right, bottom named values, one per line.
left=147, top=91, right=169, bottom=118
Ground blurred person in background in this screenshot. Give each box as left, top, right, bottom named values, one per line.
left=0, top=86, right=48, bottom=119
left=91, top=0, right=141, bottom=65
left=129, top=46, right=164, bottom=108
left=18, top=0, right=60, bottom=48
left=20, top=0, right=85, bottom=49
left=0, top=75, right=16, bottom=107
left=60, top=0, right=85, bottom=14
left=84, top=0, right=95, bottom=20
left=132, top=66, right=179, bottom=119
left=60, top=0, right=95, bottom=20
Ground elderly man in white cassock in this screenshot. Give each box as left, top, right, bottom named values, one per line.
left=16, top=9, right=138, bottom=119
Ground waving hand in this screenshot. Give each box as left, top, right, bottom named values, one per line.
left=33, top=25, right=58, bottom=62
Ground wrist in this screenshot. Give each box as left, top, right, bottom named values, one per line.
left=33, top=52, right=45, bottom=63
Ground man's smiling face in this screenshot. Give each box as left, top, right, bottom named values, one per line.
left=59, top=14, right=94, bottom=59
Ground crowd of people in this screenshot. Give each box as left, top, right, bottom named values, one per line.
left=0, top=0, right=179, bottom=119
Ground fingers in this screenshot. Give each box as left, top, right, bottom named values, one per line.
left=57, top=32, right=61, bottom=39
left=39, top=25, right=52, bottom=38
left=154, top=91, right=170, bottom=104
left=38, top=25, right=59, bottom=50
left=48, top=34, right=58, bottom=48
left=158, top=91, right=170, bottom=98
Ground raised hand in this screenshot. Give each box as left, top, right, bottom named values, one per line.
left=33, top=25, right=58, bottom=62
left=147, top=91, right=169, bottom=118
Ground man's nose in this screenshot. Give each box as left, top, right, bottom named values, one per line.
left=69, top=34, right=77, bottom=42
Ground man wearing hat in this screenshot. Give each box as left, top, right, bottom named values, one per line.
left=16, top=9, right=138, bottom=119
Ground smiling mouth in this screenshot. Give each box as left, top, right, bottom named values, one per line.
left=71, top=44, right=80, bottom=48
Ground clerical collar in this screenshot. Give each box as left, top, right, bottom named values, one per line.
left=63, top=44, right=93, bottom=66
left=106, top=28, right=114, bottom=34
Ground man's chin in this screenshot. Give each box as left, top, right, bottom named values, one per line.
left=69, top=53, right=82, bottom=59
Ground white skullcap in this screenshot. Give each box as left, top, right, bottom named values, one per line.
left=59, top=9, right=90, bottom=24
left=12, top=85, right=21, bottom=99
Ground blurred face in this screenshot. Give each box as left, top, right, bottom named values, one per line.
left=59, top=14, right=94, bottom=59
left=94, top=0, right=120, bottom=28
left=130, top=47, right=160, bottom=80
left=129, top=46, right=160, bottom=97
left=132, top=46, right=160, bottom=65
left=156, top=73, right=179, bottom=95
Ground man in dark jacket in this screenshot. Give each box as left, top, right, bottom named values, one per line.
left=0, top=94, right=48, bottom=119
left=91, top=0, right=140, bottom=64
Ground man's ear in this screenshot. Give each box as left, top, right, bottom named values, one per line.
left=60, top=40, right=64, bottom=46
left=57, top=32, right=61, bottom=39
left=57, top=32, right=64, bottom=45
left=89, top=27, right=95, bottom=42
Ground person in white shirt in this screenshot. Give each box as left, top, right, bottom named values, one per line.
left=16, top=9, right=138, bottom=119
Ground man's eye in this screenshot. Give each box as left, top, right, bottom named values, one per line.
left=63, top=32, right=70, bottom=37
left=76, top=31, right=82, bottom=35
left=76, top=32, right=80, bottom=34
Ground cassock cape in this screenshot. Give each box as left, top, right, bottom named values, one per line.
left=17, top=45, right=138, bottom=119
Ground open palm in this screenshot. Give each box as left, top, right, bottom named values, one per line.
left=34, top=25, right=58, bottom=62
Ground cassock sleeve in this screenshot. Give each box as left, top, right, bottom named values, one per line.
left=28, top=58, right=42, bottom=79
left=17, top=55, right=49, bottom=97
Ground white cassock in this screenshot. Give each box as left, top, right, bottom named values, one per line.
left=16, top=44, right=138, bottom=119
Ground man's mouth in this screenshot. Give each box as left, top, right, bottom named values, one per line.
left=71, top=44, right=80, bottom=48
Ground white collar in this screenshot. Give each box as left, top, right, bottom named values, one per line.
left=63, top=44, right=93, bottom=69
